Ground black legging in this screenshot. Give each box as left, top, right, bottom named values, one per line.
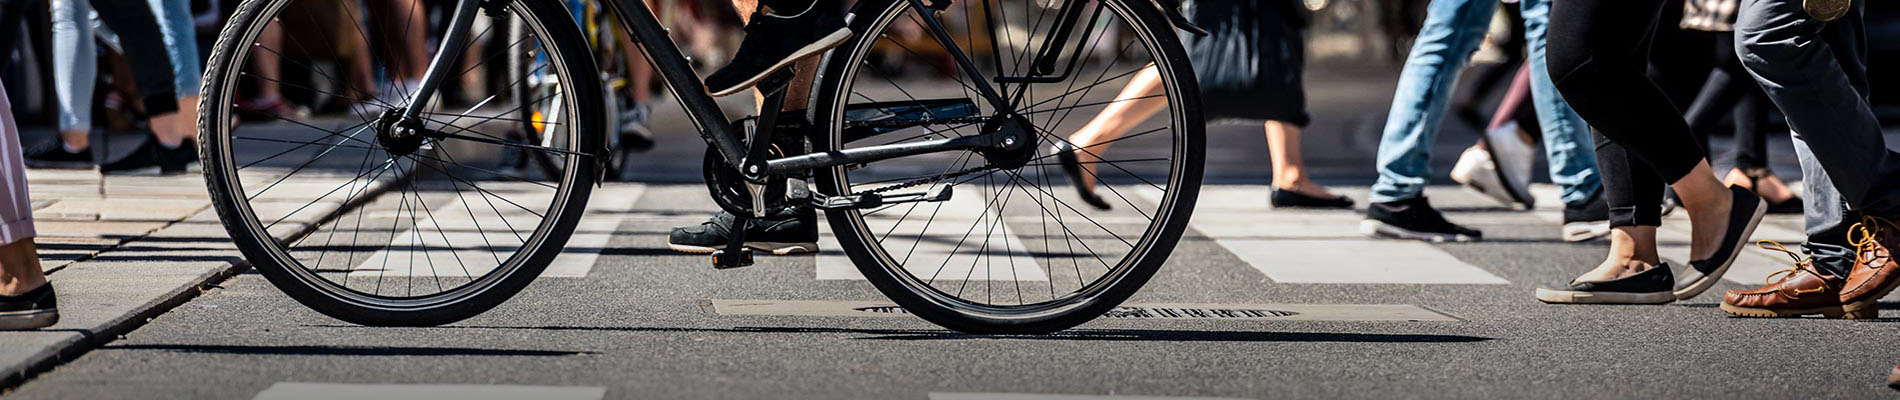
left=1548, top=0, right=1704, bottom=227
left=1683, top=32, right=1771, bottom=171
left=89, top=0, right=179, bottom=115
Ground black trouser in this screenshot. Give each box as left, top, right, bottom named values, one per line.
left=91, top=0, right=178, bottom=115
left=1683, top=32, right=1771, bottom=171
left=1548, top=0, right=1703, bottom=227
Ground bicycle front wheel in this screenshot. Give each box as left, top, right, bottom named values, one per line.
left=813, top=0, right=1203, bottom=333
left=200, top=0, right=604, bottom=326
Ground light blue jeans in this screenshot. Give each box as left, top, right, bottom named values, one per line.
left=150, top=0, right=200, bottom=97
left=1368, top=0, right=1600, bottom=206
left=50, top=0, right=94, bottom=132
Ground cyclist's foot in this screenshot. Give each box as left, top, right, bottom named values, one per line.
left=1361, top=196, right=1482, bottom=242
left=496, top=134, right=530, bottom=175
left=668, top=208, right=819, bottom=255
left=704, top=6, right=849, bottom=97
left=618, top=103, right=656, bottom=152
left=23, top=138, right=93, bottom=169
left=0, top=283, right=59, bottom=330
left=101, top=137, right=196, bottom=175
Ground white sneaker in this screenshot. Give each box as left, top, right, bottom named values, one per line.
left=1450, top=146, right=1519, bottom=209
left=1482, top=121, right=1537, bottom=208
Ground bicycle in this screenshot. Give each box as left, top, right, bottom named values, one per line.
left=199, top=0, right=1205, bottom=334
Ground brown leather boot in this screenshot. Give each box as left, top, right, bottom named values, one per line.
left=1841, top=216, right=1900, bottom=319
left=1720, top=242, right=1860, bottom=318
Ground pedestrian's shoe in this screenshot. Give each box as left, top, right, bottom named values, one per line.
left=101, top=137, right=197, bottom=175
left=1561, top=191, right=1611, bottom=242
left=618, top=102, right=656, bottom=152
left=1805, top=0, right=1850, bottom=21
left=1269, top=188, right=1353, bottom=209
left=1535, top=262, right=1677, bottom=304
left=0, top=284, right=58, bottom=330
left=1675, top=186, right=1766, bottom=300
left=1840, top=216, right=1900, bottom=319
left=1482, top=122, right=1536, bottom=208
left=1449, top=146, right=1523, bottom=209
left=704, top=5, right=850, bottom=97
left=1052, top=142, right=1112, bottom=210
left=1887, top=365, right=1899, bottom=390
left=668, top=208, right=819, bottom=255
left=23, top=138, right=93, bottom=169
left=1360, top=196, right=1481, bottom=242
left=1720, top=242, right=1856, bottom=318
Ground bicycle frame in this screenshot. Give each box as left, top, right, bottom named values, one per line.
left=402, top=0, right=1117, bottom=177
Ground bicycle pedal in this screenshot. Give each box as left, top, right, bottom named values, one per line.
left=711, top=248, right=755, bottom=269
left=756, top=68, right=799, bottom=97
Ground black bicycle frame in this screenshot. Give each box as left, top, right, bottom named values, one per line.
left=403, top=0, right=1093, bottom=175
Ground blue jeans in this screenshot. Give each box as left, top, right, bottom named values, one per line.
left=1369, top=0, right=1600, bottom=206
left=149, top=0, right=200, bottom=98
left=50, top=0, right=94, bottom=132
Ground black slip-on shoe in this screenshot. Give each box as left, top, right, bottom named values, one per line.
left=1052, top=142, right=1112, bottom=210
left=704, top=6, right=849, bottom=97
left=1269, top=189, right=1353, bottom=209
left=667, top=208, right=819, bottom=255
left=1360, top=196, right=1482, bottom=242
left=0, top=284, right=58, bottom=330
left=1535, top=262, right=1677, bottom=304
left=23, top=138, right=93, bottom=169
left=1675, top=186, right=1766, bottom=300
left=101, top=137, right=196, bottom=175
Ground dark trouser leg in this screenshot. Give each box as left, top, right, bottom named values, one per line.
left=1736, top=0, right=1900, bottom=214
left=1792, top=136, right=1855, bottom=277
left=1547, top=0, right=1705, bottom=183
left=88, top=0, right=178, bottom=115
left=1596, top=130, right=1664, bottom=228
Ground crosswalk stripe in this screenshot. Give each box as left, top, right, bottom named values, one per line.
left=254, top=383, right=606, bottom=400
left=1144, top=185, right=1508, bottom=284
left=347, top=184, right=644, bottom=279
left=816, top=190, right=1047, bottom=281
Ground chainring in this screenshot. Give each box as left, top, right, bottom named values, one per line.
left=703, top=145, right=793, bottom=216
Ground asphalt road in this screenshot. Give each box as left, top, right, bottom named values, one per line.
left=10, top=65, right=1900, bottom=400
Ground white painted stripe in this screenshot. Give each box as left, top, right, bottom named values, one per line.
left=348, top=184, right=643, bottom=279
left=255, top=383, right=605, bottom=400
left=1148, top=185, right=1508, bottom=285
left=931, top=393, right=1252, bottom=400
left=816, top=190, right=1047, bottom=281
left=1648, top=215, right=1808, bottom=286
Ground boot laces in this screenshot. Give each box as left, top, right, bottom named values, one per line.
left=1758, top=240, right=1829, bottom=295
left=1848, top=215, right=1892, bottom=271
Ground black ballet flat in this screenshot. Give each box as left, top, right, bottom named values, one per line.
left=1052, top=142, right=1113, bottom=210
left=1269, top=188, right=1354, bottom=209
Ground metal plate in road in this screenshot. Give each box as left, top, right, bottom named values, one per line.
left=253, top=383, right=606, bottom=400
left=708, top=300, right=1460, bottom=322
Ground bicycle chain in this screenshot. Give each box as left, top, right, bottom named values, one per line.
left=859, top=165, right=994, bottom=195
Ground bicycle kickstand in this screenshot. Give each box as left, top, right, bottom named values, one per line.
left=711, top=68, right=801, bottom=270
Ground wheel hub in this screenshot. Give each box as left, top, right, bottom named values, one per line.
left=978, top=115, right=1037, bottom=169
left=374, top=109, right=428, bottom=157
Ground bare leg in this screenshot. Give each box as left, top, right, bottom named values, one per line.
left=0, top=240, right=45, bottom=296
left=1063, top=66, right=1166, bottom=191
left=252, top=22, right=285, bottom=101
left=1672, top=162, right=1734, bottom=261
left=1264, top=121, right=1339, bottom=198
left=1723, top=167, right=1795, bottom=204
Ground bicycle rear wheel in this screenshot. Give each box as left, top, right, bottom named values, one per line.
left=813, top=0, right=1203, bottom=333
left=200, top=0, right=603, bottom=326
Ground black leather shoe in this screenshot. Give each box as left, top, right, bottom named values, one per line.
left=1535, top=263, right=1677, bottom=304
left=1269, top=189, right=1352, bottom=209
left=1675, top=186, right=1766, bottom=300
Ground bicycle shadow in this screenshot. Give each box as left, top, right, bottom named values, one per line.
left=329, top=324, right=1493, bottom=343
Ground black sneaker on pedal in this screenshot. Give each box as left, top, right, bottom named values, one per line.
left=1360, top=196, right=1482, bottom=242
left=704, top=5, right=850, bottom=97
left=101, top=137, right=196, bottom=175
left=668, top=208, right=819, bottom=255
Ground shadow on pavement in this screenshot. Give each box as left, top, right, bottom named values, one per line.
left=97, top=344, right=595, bottom=357
left=352, top=325, right=1493, bottom=343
